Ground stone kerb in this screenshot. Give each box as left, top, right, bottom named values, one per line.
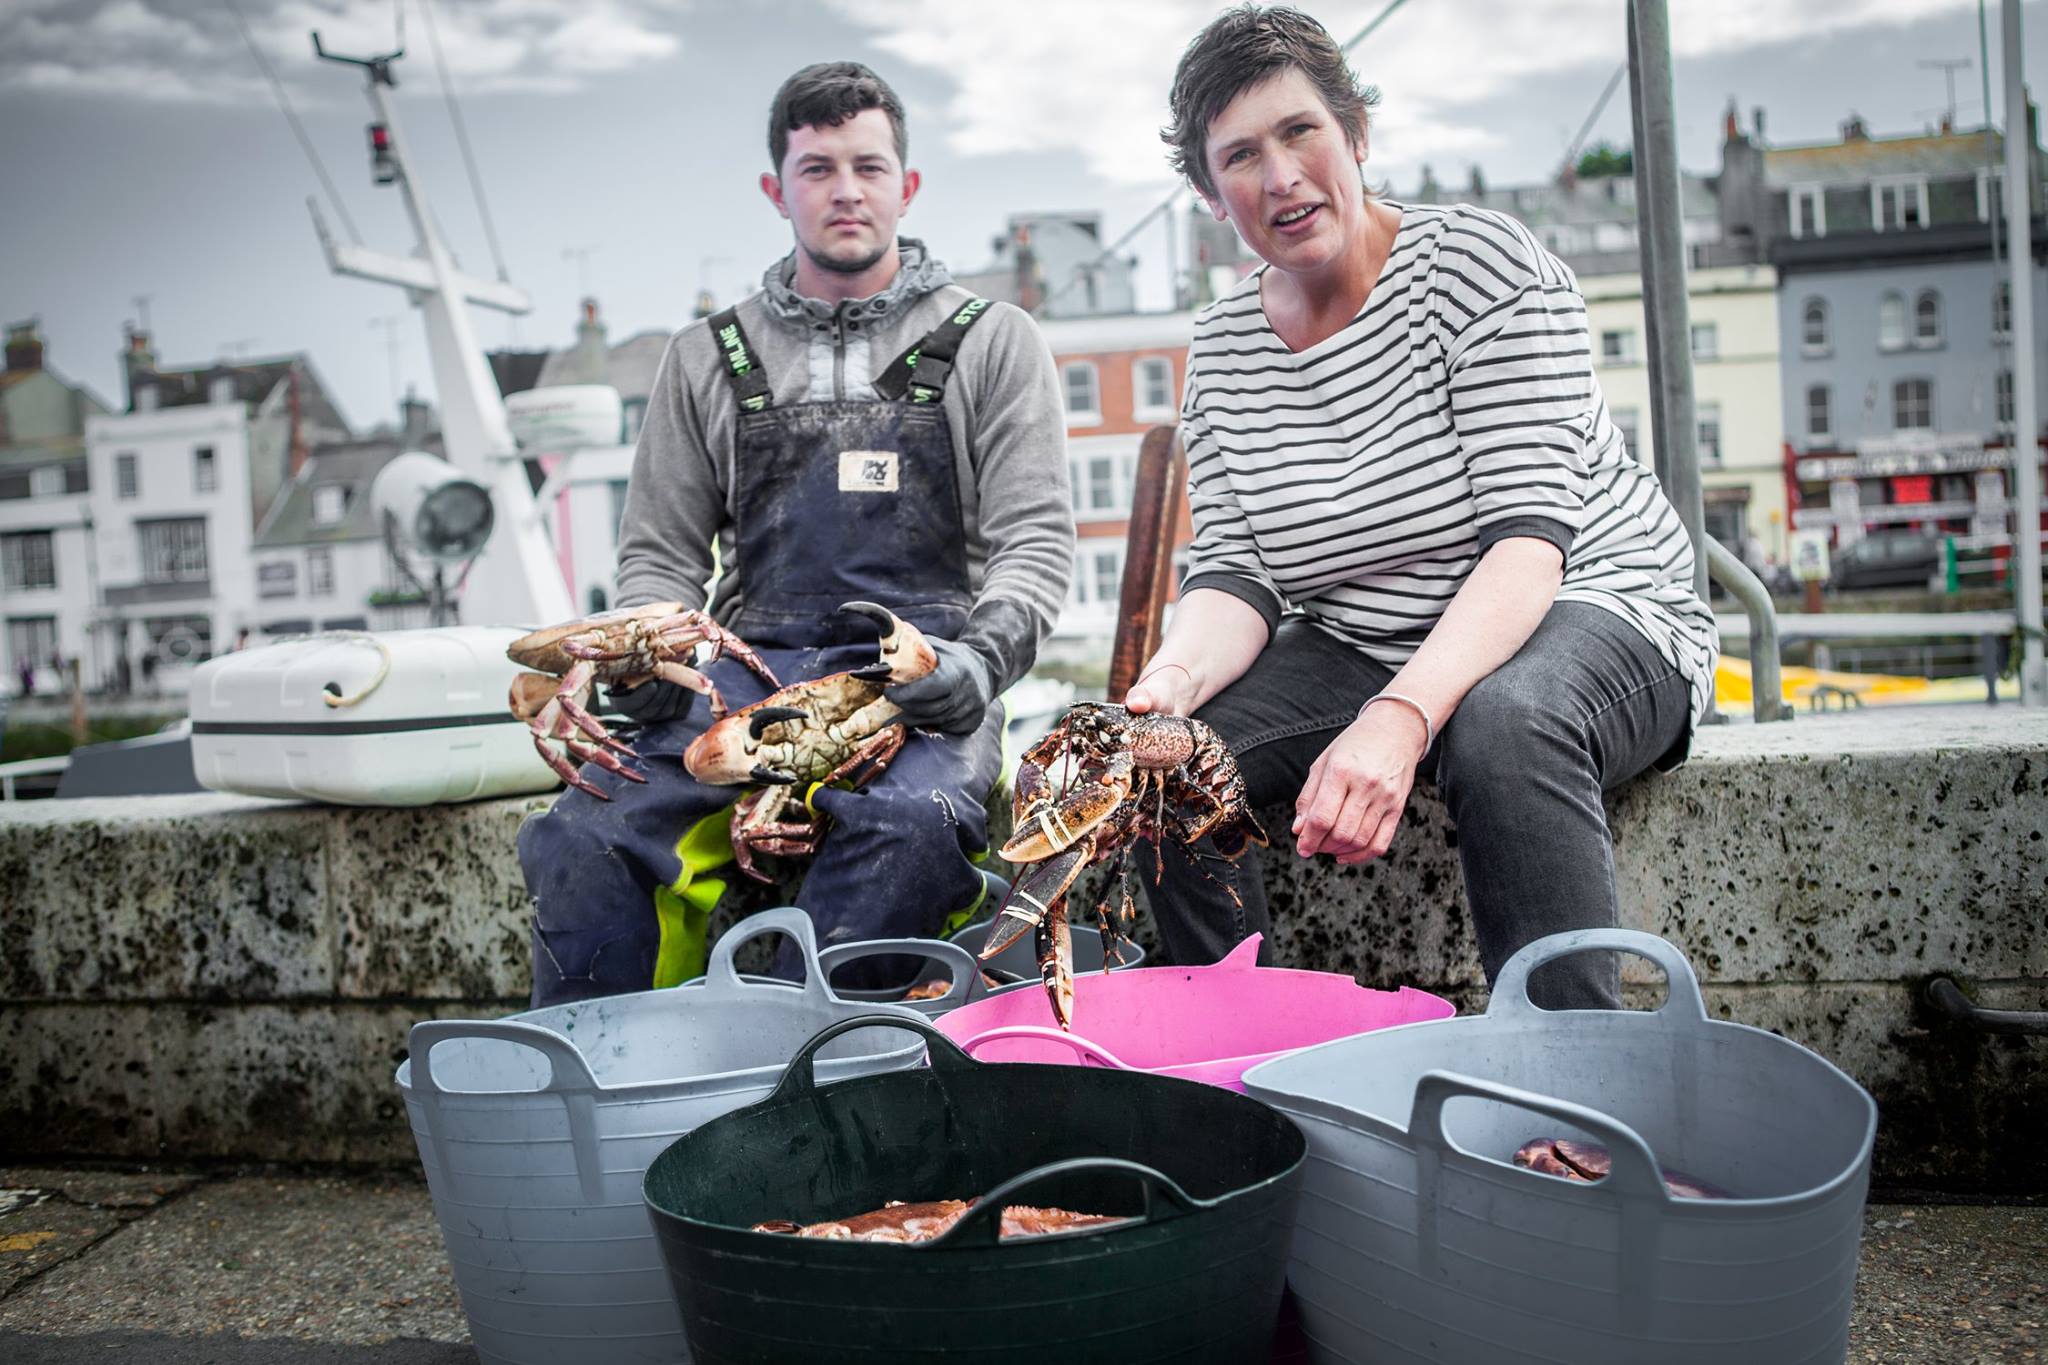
left=1, top=708, right=2043, bottom=1185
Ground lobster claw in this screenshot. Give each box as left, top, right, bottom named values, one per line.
left=978, top=837, right=1094, bottom=961
left=748, top=705, right=809, bottom=740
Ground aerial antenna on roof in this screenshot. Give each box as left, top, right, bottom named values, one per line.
left=1917, top=57, right=1971, bottom=128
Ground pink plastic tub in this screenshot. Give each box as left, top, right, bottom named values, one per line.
left=934, top=935, right=1456, bottom=1092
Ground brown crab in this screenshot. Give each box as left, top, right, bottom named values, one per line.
left=683, top=601, right=937, bottom=881
left=506, top=603, right=780, bottom=798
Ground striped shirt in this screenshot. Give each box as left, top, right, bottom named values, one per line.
left=1181, top=201, right=1719, bottom=731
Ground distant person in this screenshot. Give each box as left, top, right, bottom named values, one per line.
left=140, top=653, right=157, bottom=693
left=233, top=628, right=251, bottom=652
left=16, top=658, right=32, bottom=697
left=1124, top=6, right=1718, bottom=1010
left=517, top=60, right=1074, bottom=1007
left=115, top=653, right=133, bottom=697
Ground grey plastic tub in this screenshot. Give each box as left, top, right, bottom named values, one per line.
left=395, top=907, right=926, bottom=1365
left=1241, top=929, right=1878, bottom=1365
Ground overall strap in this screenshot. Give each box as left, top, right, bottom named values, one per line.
left=873, top=296, right=993, bottom=404
left=709, top=308, right=773, bottom=413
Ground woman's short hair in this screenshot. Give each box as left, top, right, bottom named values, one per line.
left=767, top=61, right=907, bottom=171
left=1162, top=5, right=1380, bottom=199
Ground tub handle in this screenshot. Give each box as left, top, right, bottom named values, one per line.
left=816, top=937, right=991, bottom=1011
left=1487, top=928, right=1709, bottom=1026
left=702, top=906, right=833, bottom=1004
left=922, top=1156, right=1200, bottom=1249
left=955, top=1024, right=1132, bottom=1072
left=405, top=1019, right=606, bottom=1203
left=766, top=1013, right=977, bottom=1106
left=1409, top=1069, right=1667, bottom=1336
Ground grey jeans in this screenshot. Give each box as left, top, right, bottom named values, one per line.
left=1141, top=602, right=1692, bottom=1009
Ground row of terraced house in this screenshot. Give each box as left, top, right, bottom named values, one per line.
left=3, top=104, right=2044, bottom=692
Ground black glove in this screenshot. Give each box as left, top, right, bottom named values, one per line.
left=885, top=636, right=996, bottom=735
left=605, top=678, right=695, bottom=725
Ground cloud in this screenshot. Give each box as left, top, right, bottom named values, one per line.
left=826, top=0, right=1983, bottom=186
left=0, top=0, right=687, bottom=104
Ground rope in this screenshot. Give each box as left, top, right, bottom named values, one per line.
left=417, top=0, right=512, bottom=283
left=223, top=0, right=362, bottom=244
left=317, top=634, right=395, bottom=708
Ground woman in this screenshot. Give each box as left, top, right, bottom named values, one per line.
left=1127, top=5, right=1718, bottom=1009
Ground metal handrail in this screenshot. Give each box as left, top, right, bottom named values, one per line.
left=1704, top=537, right=1792, bottom=723
left=0, top=754, right=71, bottom=801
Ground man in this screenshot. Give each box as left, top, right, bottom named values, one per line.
left=518, top=61, right=1074, bottom=1006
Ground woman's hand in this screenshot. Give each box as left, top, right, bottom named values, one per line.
left=1292, top=701, right=1430, bottom=864
left=1124, top=661, right=1201, bottom=717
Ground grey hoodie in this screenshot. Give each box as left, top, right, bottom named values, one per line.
left=613, top=240, right=1074, bottom=692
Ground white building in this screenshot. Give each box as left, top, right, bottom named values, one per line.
left=1583, top=263, right=1789, bottom=563
left=82, top=333, right=350, bottom=692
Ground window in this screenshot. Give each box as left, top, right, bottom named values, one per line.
left=1610, top=405, right=1640, bottom=454
left=307, top=547, right=334, bottom=598
left=1061, top=362, right=1101, bottom=423
left=138, top=517, right=208, bottom=582
left=311, top=484, right=350, bottom=527
left=1132, top=357, right=1174, bottom=418
left=256, top=561, right=297, bottom=599
left=1874, top=179, right=1928, bottom=230
left=1, top=531, right=55, bottom=591
left=1994, top=282, right=2012, bottom=338
left=1878, top=293, right=1907, bottom=351
left=1978, top=167, right=2006, bottom=223
left=193, top=445, right=217, bottom=495
left=1997, top=370, right=2015, bottom=427
left=1690, top=323, right=1718, bottom=361
left=134, top=384, right=158, bottom=413
left=1892, top=378, right=1933, bottom=431
left=1912, top=290, right=1942, bottom=347
left=1599, top=329, right=1635, bottom=364
left=0, top=473, right=25, bottom=501
left=1806, top=385, right=1832, bottom=441
left=6, top=617, right=57, bottom=686
left=1788, top=185, right=1825, bottom=238
left=1069, top=449, right=1133, bottom=517
left=29, top=466, right=63, bottom=498
left=1801, top=298, right=1830, bottom=355
left=1695, top=402, right=1722, bottom=466
left=209, top=376, right=236, bottom=405
left=116, top=452, right=138, bottom=500
left=621, top=399, right=647, bottom=446
left=1067, top=542, right=1127, bottom=608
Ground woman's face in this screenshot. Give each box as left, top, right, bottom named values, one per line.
left=1201, top=66, right=1366, bottom=280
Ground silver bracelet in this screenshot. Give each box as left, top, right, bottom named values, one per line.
left=1358, top=691, right=1436, bottom=751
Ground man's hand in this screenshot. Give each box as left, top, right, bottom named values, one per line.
left=1124, top=661, right=1200, bottom=717
left=886, top=637, right=996, bottom=734
left=1292, top=701, right=1429, bottom=865
left=606, top=677, right=694, bottom=726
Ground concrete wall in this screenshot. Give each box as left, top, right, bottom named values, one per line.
left=2, top=710, right=2042, bottom=1190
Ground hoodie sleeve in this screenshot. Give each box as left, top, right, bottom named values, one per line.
left=954, top=302, right=1075, bottom=693
left=613, top=329, right=724, bottom=612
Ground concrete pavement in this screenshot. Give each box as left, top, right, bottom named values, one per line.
left=0, top=1166, right=2041, bottom=1363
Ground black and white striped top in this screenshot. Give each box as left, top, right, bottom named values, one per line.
left=1181, top=201, right=1718, bottom=728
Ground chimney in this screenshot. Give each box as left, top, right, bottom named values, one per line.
left=1753, top=107, right=1766, bottom=144
left=568, top=297, right=609, bottom=385
left=691, top=289, right=716, bottom=320
left=5, top=319, right=44, bottom=374
left=1723, top=97, right=1740, bottom=145
left=1840, top=113, right=1869, bottom=142
left=400, top=387, right=434, bottom=446
left=1013, top=221, right=1042, bottom=314
left=1468, top=164, right=1487, bottom=197
left=121, top=323, right=157, bottom=411
left=1417, top=163, right=1441, bottom=202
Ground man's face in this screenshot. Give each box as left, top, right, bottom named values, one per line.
left=761, top=108, right=918, bottom=276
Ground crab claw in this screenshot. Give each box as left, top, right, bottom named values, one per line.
left=751, top=764, right=799, bottom=785
left=747, top=705, right=809, bottom=739
left=837, top=601, right=939, bottom=685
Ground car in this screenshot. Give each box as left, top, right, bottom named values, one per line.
left=1827, top=529, right=1942, bottom=591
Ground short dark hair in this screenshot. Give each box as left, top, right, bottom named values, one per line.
left=767, top=61, right=908, bottom=171
left=1162, top=5, right=1380, bottom=200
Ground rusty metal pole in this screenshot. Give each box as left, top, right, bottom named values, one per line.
left=1108, top=425, right=1187, bottom=702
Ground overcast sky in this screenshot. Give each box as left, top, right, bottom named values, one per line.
left=4, top=0, right=2044, bottom=431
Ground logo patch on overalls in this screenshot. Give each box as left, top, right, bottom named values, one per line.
left=838, top=450, right=900, bottom=493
